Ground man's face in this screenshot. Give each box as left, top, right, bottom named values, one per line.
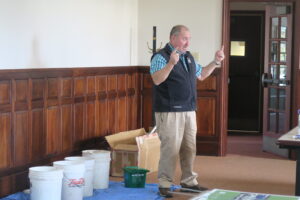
left=170, top=29, right=191, bottom=53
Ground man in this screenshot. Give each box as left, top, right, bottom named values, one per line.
left=150, top=25, right=225, bottom=198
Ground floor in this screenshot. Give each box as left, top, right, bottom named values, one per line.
left=111, top=134, right=288, bottom=199
left=227, top=134, right=285, bottom=159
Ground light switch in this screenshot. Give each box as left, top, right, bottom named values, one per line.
left=191, top=52, right=200, bottom=63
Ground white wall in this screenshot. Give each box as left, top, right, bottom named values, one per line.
left=0, top=0, right=223, bottom=69
left=137, top=0, right=223, bottom=66
left=0, top=0, right=138, bottom=68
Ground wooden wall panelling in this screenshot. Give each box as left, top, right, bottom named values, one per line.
left=127, top=73, right=138, bottom=130
left=74, top=105, right=85, bottom=149
left=142, top=73, right=153, bottom=131
left=0, top=66, right=147, bottom=198
left=14, top=80, right=28, bottom=111
left=0, top=80, right=10, bottom=105
left=117, top=74, right=127, bottom=132
left=136, top=71, right=143, bottom=129
left=196, top=142, right=220, bottom=156
left=31, top=78, right=44, bottom=110
left=61, top=105, right=73, bottom=152
left=74, top=77, right=85, bottom=97
left=86, top=76, right=96, bottom=139
left=44, top=78, right=60, bottom=155
left=31, top=79, right=44, bottom=101
left=30, top=109, right=45, bottom=161
left=96, top=76, right=108, bottom=136
left=196, top=97, right=216, bottom=136
left=12, top=79, right=32, bottom=165
left=61, top=78, right=73, bottom=152
left=14, top=79, right=31, bottom=165
left=61, top=78, right=73, bottom=100
left=0, top=113, right=11, bottom=169
left=46, top=107, right=61, bottom=155
left=197, top=76, right=217, bottom=91
left=74, top=77, right=86, bottom=149
left=0, top=80, right=12, bottom=170
left=13, top=111, right=29, bottom=166
left=196, top=72, right=220, bottom=155
left=0, top=176, right=12, bottom=196
left=86, top=102, right=96, bottom=139
left=197, top=76, right=217, bottom=136
left=47, top=78, right=59, bottom=99
left=46, top=78, right=61, bottom=155
left=107, top=75, right=117, bottom=134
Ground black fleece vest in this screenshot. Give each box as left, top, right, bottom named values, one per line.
left=151, top=44, right=197, bottom=112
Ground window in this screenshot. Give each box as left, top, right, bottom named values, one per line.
left=230, top=41, right=246, bottom=56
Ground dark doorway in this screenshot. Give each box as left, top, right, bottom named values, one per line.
left=228, top=11, right=265, bottom=134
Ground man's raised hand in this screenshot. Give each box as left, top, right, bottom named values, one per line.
left=215, top=45, right=225, bottom=63
left=169, top=48, right=180, bottom=66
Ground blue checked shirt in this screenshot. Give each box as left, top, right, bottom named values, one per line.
left=150, top=43, right=202, bottom=77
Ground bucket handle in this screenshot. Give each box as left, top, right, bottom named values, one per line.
left=148, top=126, right=157, bottom=135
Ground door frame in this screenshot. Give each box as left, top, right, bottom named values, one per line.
left=221, top=0, right=300, bottom=156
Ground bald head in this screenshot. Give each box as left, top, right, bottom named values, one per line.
left=170, top=25, right=189, bottom=37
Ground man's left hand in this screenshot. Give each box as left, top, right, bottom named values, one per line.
left=214, top=45, right=225, bottom=66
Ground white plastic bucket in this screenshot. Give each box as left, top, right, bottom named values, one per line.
left=53, top=160, right=85, bottom=200
left=82, top=150, right=111, bottom=189
left=65, top=156, right=95, bottom=197
left=29, top=166, right=63, bottom=200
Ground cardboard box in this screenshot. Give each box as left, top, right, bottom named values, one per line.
left=105, top=128, right=161, bottom=177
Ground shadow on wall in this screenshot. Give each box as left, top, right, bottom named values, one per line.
left=29, top=37, right=44, bottom=68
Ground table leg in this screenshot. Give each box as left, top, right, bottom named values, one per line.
left=296, top=149, right=300, bottom=196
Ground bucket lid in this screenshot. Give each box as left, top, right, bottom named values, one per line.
left=82, top=149, right=111, bottom=159
left=29, top=166, right=63, bottom=179
left=53, top=160, right=85, bottom=172
left=123, top=166, right=150, bottom=173
left=65, top=156, right=95, bottom=168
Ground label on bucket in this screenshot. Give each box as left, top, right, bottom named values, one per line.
left=132, top=174, right=145, bottom=177
left=67, top=178, right=85, bottom=188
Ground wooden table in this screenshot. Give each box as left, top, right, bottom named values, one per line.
left=278, top=127, right=300, bottom=196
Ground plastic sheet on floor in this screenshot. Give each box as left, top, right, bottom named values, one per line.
left=0, top=181, right=181, bottom=200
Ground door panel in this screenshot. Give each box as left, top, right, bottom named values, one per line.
left=262, top=5, right=293, bottom=157
left=228, top=12, right=264, bottom=133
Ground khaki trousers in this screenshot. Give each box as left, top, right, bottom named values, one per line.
left=155, top=111, right=198, bottom=188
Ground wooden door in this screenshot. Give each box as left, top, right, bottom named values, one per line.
left=228, top=12, right=264, bottom=134
left=262, top=4, right=293, bottom=157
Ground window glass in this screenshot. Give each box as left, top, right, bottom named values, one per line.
left=230, top=41, right=245, bottom=56
left=271, top=17, right=279, bottom=38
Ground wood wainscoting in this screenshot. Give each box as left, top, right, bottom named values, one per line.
left=0, top=66, right=221, bottom=197
left=0, top=67, right=142, bottom=196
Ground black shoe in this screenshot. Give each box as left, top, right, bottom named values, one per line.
left=180, top=183, right=208, bottom=193
left=159, top=187, right=173, bottom=198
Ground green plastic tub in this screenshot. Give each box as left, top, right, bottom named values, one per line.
left=123, top=166, right=150, bottom=188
